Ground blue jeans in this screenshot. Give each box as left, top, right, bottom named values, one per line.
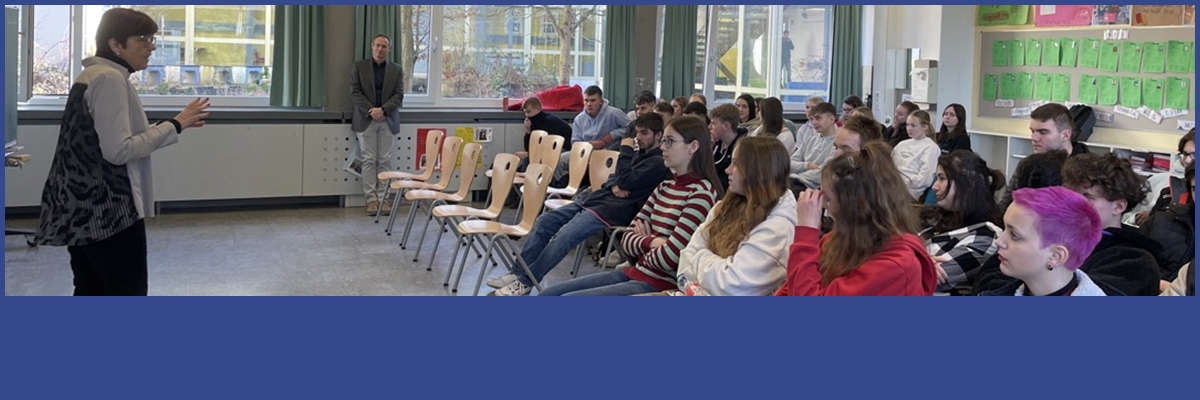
left=539, top=270, right=659, bottom=296
left=517, top=202, right=608, bottom=286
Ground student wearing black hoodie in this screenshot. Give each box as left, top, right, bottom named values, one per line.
left=1139, top=162, right=1195, bottom=282
left=1057, top=153, right=1162, bottom=295
left=520, top=97, right=572, bottom=163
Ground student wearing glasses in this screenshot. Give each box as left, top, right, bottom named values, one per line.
left=35, top=7, right=210, bottom=296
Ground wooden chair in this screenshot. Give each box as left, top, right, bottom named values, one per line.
left=425, top=153, right=521, bottom=275
left=375, top=129, right=444, bottom=223
left=445, top=164, right=553, bottom=296
left=539, top=141, right=592, bottom=201
left=481, top=130, right=548, bottom=213
left=384, top=136, right=463, bottom=235
left=399, top=142, right=483, bottom=260
left=545, top=149, right=618, bottom=212
left=512, top=135, right=566, bottom=220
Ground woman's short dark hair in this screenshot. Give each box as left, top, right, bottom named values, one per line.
left=94, top=8, right=158, bottom=58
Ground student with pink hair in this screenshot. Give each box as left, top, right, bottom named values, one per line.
left=979, top=187, right=1106, bottom=296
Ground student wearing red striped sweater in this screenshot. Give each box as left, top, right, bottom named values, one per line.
left=540, top=116, right=723, bottom=296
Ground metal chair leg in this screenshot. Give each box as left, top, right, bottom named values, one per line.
left=374, top=181, right=391, bottom=223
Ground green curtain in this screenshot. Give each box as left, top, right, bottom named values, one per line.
left=354, top=6, right=402, bottom=64
left=602, top=5, right=637, bottom=109
left=660, top=5, right=697, bottom=99
left=270, top=5, right=327, bottom=108
left=829, top=5, right=863, bottom=108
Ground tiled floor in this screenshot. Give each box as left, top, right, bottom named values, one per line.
left=4, top=203, right=605, bottom=296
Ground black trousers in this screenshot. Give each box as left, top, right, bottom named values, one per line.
left=66, top=219, right=148, bottom=296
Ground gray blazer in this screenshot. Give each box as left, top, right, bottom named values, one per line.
left=350, top=58, right=404, bottom=134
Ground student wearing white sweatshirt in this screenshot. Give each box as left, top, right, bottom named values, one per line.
left=893, top=110, right=941, bottom=201
left=675, top=137, right=798, bottom=296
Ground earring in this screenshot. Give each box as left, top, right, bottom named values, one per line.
left=1046, top=263, right=1055, bottom=271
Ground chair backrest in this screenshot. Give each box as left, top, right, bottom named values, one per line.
left=527, top=130, right=550, bottom=164
left=563, top=141, right=594, bottom=191
left=517, top=164, right=554, bottom=231
left=430, top=136, right=464, bottom=188
left=588, top=150, right=620, bottom=191
left=450, top=143, right=483, bottom=199
left=538, top=135, right=567, bottom=174
left=419, top=130, right=446, bottom=178
left=486, top=153, right=521, bottom=215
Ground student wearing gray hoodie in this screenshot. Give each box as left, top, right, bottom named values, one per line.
left=555, top=86, right=630, bottom=182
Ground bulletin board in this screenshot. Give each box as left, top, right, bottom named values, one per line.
left=977, top=26, right=1196, bottom=134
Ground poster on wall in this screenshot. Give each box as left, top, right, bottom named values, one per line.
left=454, top=126, right=483, bottom=167
left=1093, top=5, right=1131, bottom=25
left=1132, top=5, right=1184, bottom=26
left=475, top=127, right=494, bottom=143
left=1034, top=5, right=1093, bottom=27
left=415, top=128, right=444, bottom=170
left=977, top=5, right=1031, bottom=26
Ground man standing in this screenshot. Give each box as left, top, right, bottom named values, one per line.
left=781, top=30, right=794, bottom=87
left=350, top=34, right=404, bottom=216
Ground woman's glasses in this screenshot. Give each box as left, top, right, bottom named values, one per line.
left=132, top=34, right=157, bottom=45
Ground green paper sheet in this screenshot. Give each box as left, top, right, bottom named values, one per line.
left=1052, top=74, right=1071, bottom=103
left=1120, top=42, right=1143, bottom=73
left=1044, top=38, right=1061, bottom=67
left=1098, top=41, right=1120, bottom=72
left=1002, top=73, right=1019, bottom=99
left=1010, top=39, right=1026, bottom=66
left=1143, top=78, right=1165, bottom=111
left=1026, top=38, right=1042, bottom=66
left=1035, top=72, right=1054, bottom=101
left=1080, top=38, right=1100, bottom=68
left=991, top=40, right=1008, bottom=67
left=1167, top=40, right=1194, bottom=73
left=1143, top=42, right=1167, bottom=74
left=1061, top=38, right=1079, bottom=68
left=1018, top=72, right=1035, bottom=100
left=1098, top=76, right=1119, bottom=106
left=1120, top=77, right=1142, bottom=108
left=1079, top=74, right=1099, bottom=104
left=983, top=74, right=999, bottom=101
left=1166, top=77, right=1190, bottom=110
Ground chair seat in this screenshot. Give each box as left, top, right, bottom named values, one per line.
left=544, top=199, right=573, bottom=210
left=433, top=205, right=499, bottom=220
left=406, top=189, right=464, bottom=203
left=379, top=170, right=430, bottom=181
left=456, top=220, right=530, bottom=237
left=392, top=180, right=444, bottom=191
left=545, top=186, right=578, bottom=197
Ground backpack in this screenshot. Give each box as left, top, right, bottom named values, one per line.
left=1069, top=104, right=1097, bottom=142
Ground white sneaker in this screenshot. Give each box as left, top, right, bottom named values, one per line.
left=490, top=279, right=532, bottom=296
left=486, top=273, right=518, bottom=289
left=602, top=252, right=624, bottom=268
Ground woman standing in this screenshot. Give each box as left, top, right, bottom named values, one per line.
left=35, top=8, right=210, bottom=296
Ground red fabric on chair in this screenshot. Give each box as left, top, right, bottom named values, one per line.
left=506, top=84, right=585, bottom=112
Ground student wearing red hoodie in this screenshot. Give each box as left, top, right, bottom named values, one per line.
left=777, top=141, right=938, bottom=296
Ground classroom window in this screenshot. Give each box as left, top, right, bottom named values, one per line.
left=689, top=5, right=832, bottom=109
left=15, top=5, right=274, bottom=105
left=429, top=5, right=604, bottom=103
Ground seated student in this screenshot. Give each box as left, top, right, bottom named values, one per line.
left=654, top=102, right=674, bottom=124
left=882, top=101, right=918, bottom=148
left=1138, top=129, right=1194, bottom=222
left=674, top=137, right=797, bottom=296
left=1159, top=261, right=1194, bottom=296
left=625, top=91, right=657, bottom=121
left=793, top=96, right=824, bottom=146
left=752, top=97, right=795, bottom=154
left=671, top=96, right=689, bottom=117
left=1060, top=153, right=1162, bottom=296
left=682, top=101, right=708, bottom=124
left=736, top=94, right=758, bottom=124
left=561, top=85, right=631, bottom=182
left=833, top=115, right=884, bottom=157
left=488, top=113, right=670, bottom=296
left=1139, top=161, right=1195, bottom=283
left=893, top=109, right=941, bottom=201
left=978, top=187, right=1106, bottom=296
left=935, top=103, right=971, bottom=154
left=778, top=141, right=937, bottom=296
left=790, top=102, right=839, bottom=192
left=919, top=150, right=1006, bottom=295
left=519, top=97, right=572, bottom=165
left=538, top=117, right=723, bottom=296
left=840, top=95, right=865, bottom=124
left=972, top=150, right=1069, bottom=293
left=851, top=106, right=886, bottom=137
left=689, top=93, right=707, bottom=106
left=709, top=105, right=746, bottom=192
